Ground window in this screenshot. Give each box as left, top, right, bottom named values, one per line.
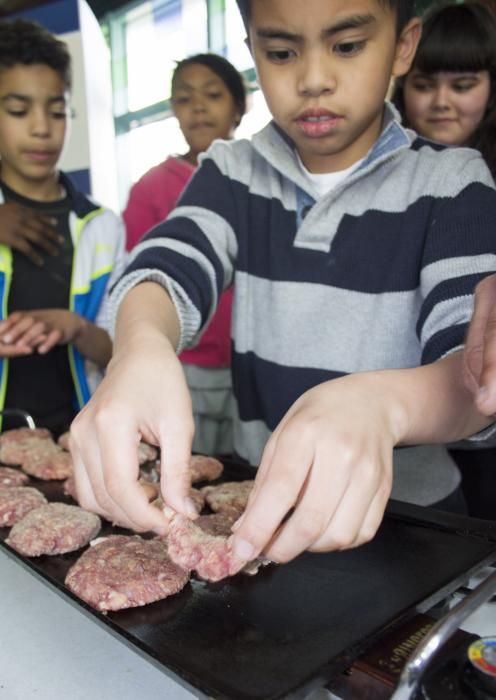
left=104, top=0, right=269, bottom=209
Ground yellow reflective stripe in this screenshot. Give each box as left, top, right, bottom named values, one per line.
left=91, top=264, right=112, bottom=280
left=0, top=246, right=13, bottom=426
left=68, top=208, right=104, bottom=399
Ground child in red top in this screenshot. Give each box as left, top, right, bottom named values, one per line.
left=123, top=54, right=246, bottom=455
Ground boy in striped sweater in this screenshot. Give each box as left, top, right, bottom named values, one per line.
left=72, top=0, right=496, bottom=564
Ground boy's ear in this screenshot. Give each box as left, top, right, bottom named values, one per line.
left=392, top=17, right=422, bottom=78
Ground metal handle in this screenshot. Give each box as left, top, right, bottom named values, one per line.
left=0, top=409, right=36, bottom=429
left=390, top=568, right=496, bottom=700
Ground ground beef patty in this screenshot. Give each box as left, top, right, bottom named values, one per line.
left=65, top=535, right=190, bottom=611
left=6, top=503, right=101, bottom=556
left=22, top=442, right=73, bottom=480
left=202, top=480, right=254, bottom=519
left=138, top=442, right=158, bottom=465
left=0, top=486, right=47, bottom=526
left=167, top=513, right=250, bottom=582
left=0, top=427, right=52, bottom=465
left=0, top=466, right=29, bottom=487
left=190, top=455, right=223, bottom=483
left=195, top=512, right=237, bottom=537
left=155, top=455, right=223, bottom=484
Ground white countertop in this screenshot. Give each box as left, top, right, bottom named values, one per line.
left=2, top=546, right=496, bottom=700
left=0, top=548, right=200, bottom=700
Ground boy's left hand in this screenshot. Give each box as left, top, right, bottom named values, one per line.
left=0, top=309, right=84, bottom=354
left=230, top=375, right=401, bottom=564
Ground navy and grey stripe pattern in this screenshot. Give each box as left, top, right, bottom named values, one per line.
left=109, top=104, right=496, bottom=496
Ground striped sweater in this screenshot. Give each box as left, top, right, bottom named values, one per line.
left=110, top=104, right=496, bottom=506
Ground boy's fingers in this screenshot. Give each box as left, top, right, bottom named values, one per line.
left=95, top=419, right=170, bottom=534
left=261, top=454, right=349, bottom=563
left=230, top=437, right=311, bottom=562
left=465, top=275, right=496, bottom=412
left=159, top=426, right=196, bottom=516
left=309, top=463, right=390, bottom=552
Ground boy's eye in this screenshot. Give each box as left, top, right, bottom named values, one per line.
left=266, top=49, right=296, bottom=63
left=334, top=40, right=365, bottom=57
left=172, top=96, right=189, bottom=105
left=51, top=111, right=67, bottom=120
left=207, top=92, right=223, bottom=100
left=7, top=110, right=27, bottom=117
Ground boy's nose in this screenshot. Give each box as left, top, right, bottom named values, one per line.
left=30, top=109, right=51, bottom=137
left=298, top=53, right=337, bottom=97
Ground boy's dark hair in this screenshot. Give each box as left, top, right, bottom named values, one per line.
left=171, top=53, right=247, bottom=120
left=235, top=0, right=417, bottom=35
left=392, top=2, right=496, bottom=177
left=0, top=18, right=71, bottom=90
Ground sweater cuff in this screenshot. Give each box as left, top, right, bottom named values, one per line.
left=107, top=269, right=202, bottom=353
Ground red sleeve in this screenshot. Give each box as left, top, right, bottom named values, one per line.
left=122, top=179, right=161, bottom=251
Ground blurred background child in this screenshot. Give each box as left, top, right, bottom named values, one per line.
left=0, top=18, right=125, bottom=435
left=123, top=53, right=246, bottom=456
left=392, top=1, right=496, bottom=178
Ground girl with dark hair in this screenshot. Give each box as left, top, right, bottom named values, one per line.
left=392, top=2, right=496, bottom=178
left=123, top=54, right=247, bottom=456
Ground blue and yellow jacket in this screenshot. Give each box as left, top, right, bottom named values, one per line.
left=0, top=172, right=126, bottom=414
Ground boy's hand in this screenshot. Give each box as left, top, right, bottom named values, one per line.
left=0, top=309, right=84, bottom=354
left=70, top=331, right=195, bottom=534
left=230, top=375, right=400, bottom=564
left=0, top=202, right=62, bottom=265
left=464, top=274, right=496, bottom=415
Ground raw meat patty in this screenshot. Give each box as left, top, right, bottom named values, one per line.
left=202, top=480, right=254, bottom=519
left=6, top=503, right=101, bottom=556
left=138, top=442, right=158, bottom=465
left=167, top=513, right=249, bottom=582
left=22, top=443, right=73, bottom=480
left=0, top=466, right=29, bottom=487
left=154, top=455, right=223, bottom=483
left=0, top=427, right=52, bottom=465
left=65, top=535, right=190, bottom=611
left=0, top=486, right=47, bottom=526
left=195, top=512, right=237, bottom=537
left=152, top=487, right=205, bottom=514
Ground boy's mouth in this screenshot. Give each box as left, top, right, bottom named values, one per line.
left=295, top=109, right=343, bottom=138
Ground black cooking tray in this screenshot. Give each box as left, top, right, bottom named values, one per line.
left=2, top=459, right=496, bottom=700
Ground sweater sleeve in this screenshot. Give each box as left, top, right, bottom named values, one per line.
left=418, top=153, right=496, bottom=365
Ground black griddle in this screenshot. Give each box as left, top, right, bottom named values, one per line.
left=2, top=459, right=496, bottom=700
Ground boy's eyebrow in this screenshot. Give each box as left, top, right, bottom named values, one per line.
left=255, top=13, right=377, bottom=42
left=1, top=93, right=67, bottom=103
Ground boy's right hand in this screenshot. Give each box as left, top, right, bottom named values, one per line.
left=70, top=331, right=196, bottom=534
left=0, top=202, right=62, bottom=265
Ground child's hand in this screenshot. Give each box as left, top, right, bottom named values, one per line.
left=230, top=374, right=402, bottom=564
left=0, top=310, right=84, bottom=355
left=0, top=311, right=48, bottom=356
left=464, top=274, right=496, bottom=415
left=70, top=331, right=195, bottom=534
left=0, top=202, right=62, bottom=265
